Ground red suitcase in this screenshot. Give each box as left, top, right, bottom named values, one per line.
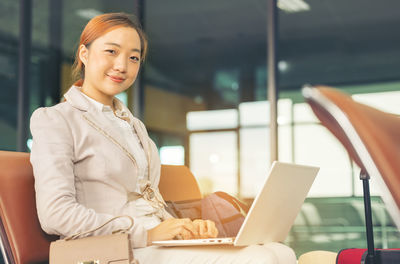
left=337, top=248, right=400, bottom=264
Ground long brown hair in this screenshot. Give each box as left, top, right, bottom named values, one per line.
left=72, top=13, right=147, bottom=86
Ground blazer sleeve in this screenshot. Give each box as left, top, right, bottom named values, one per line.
left=30, top=107, right=148, bottom=248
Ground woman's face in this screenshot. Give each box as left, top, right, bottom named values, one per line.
left=79, top=26, right=141, bottom=105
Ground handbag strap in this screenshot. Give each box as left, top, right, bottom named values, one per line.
left=64, top=215, right=134, bottom=241
left=214, top=191, right=250, bottom=214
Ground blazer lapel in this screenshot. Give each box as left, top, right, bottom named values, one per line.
left=64, top=86, right=137, bottom=166
left=82, top=112, right=137, bottom=166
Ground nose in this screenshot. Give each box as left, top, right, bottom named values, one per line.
left=113, top=55, right=128, bottom=73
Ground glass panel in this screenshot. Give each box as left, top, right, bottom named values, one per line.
left=352, top=91, right=400, bottom=114
left=240, top=125, right=292, bottom=197
left=30, top=0, right=51, bottom=112
left=278, top=125, right=293, bottom=163
left=293, top=103, right=319, bottom=123
left=0, top=1, right=19, bottom=38
left=187, top=109, right=238, bottom=131
left=144, top=0, right=269, bottom=146
left=32, top=0, right=49, bottom=48
left=255, top=65, right=267, bottom=101
left=279, top=0, right=400, bottom=89
left=239, top=98, right=292, bottom=126
left=0, top=0, right=19, bottom=150
left=214, top=69, right=240, bottom=106
left=240, top=127, right=270, bottom=198
left=294, top=124, right=353, bottom=197
left=239, top=101, right=270, bottom=126
left=278, top=98, right=292, bottom=125
left=190, top=132, right=237, bottom=195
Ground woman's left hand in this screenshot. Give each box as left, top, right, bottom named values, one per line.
left=192, top=219, right=218, bottom=239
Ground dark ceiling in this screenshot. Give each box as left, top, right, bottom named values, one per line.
left=1, top=0, right=400, bottom=103
left=143, top=0, right=400, bottom=101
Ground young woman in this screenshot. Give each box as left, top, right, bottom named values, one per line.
left=30, top=13, right=296, bottom=263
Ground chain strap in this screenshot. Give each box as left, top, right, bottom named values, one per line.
left=82, top=115, right=137, bottom=166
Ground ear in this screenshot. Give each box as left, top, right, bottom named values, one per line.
left=78, top=44, right=89, bottom=66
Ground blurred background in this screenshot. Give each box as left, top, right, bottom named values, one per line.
left=1, top=0, right=400, bottom=259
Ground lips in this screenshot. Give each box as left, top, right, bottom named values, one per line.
left=107, top=74, right=125, bottom=83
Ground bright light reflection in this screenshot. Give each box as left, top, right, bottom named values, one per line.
left=159, top=146, right=184, bottom=165
left=278, top=60, right=289, bottom=72
left=278, top=0, right=310, bottom=13
left=27, top=139, right=33, bottom=151
left=209, top=154, right=220, bottom=164
left=115, top=92, right=128, bottom=106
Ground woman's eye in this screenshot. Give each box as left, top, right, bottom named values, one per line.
left=105, top=49, right=116, bottom=54
left=130, top=56, right=140, bottom=62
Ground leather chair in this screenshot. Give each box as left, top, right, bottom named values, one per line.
left=0, top=151, right=56, bottom=264
left=0, top=150, right=202, bottom=264
left=302, top=85, right=400, bottom=228
left=159, top=165, right=202, bottom=201
left=299, top=85, right=400, bottom=263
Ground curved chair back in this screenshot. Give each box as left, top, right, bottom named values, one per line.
left=159, top=165, right=202, bottom=201
left=0, top=150, right=57, bottom=264
left=0, top=151, right=202, bottom=264
left=302, top=85, right=400, bottom=229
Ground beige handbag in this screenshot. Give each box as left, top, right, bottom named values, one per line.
left=49, top=215, right=138, bottom=264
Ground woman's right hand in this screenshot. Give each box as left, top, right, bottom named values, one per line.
left=147, top=218, right=198, bottom=245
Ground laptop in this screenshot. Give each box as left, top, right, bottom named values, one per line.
left=152, top=161, right=319, bottom=247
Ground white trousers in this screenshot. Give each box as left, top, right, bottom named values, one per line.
left=134, top=242, right=296, bottom=264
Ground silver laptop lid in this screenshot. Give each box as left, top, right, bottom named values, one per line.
left=234, top=161, right=318, bottom=246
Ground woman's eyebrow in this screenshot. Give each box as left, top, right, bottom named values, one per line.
left=104, top=42, right=141, bottom=53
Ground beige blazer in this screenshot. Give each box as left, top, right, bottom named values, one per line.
left=30, top=86, right=163, bottom=248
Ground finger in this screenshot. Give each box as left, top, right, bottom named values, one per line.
left=197, top=220, right=208, bottom=238
left=205, top=220, right=212, bottom=237
left=206, top=220, right=218, bottom=238
left=191, top=220, right=200, bottom=239
left=181, top=218, right=192, bottom=224
left=169, top=218, right=199, bottom=239
left=180, top=228, right=193, bottom=240
left=182, top=222, right=198, bottom=238
left=197, top=220, right=206, bottom=238
left=178, top=218, right=196, bottom=231
left=167, top=219, right=193, bottom=238
left=179, top=225, right=198, bottom=240
left=170, top=218, right=191, bottom=229
left=170, top=225, right=192, bottom=240
left=213, top=226, right=218, bottom=238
